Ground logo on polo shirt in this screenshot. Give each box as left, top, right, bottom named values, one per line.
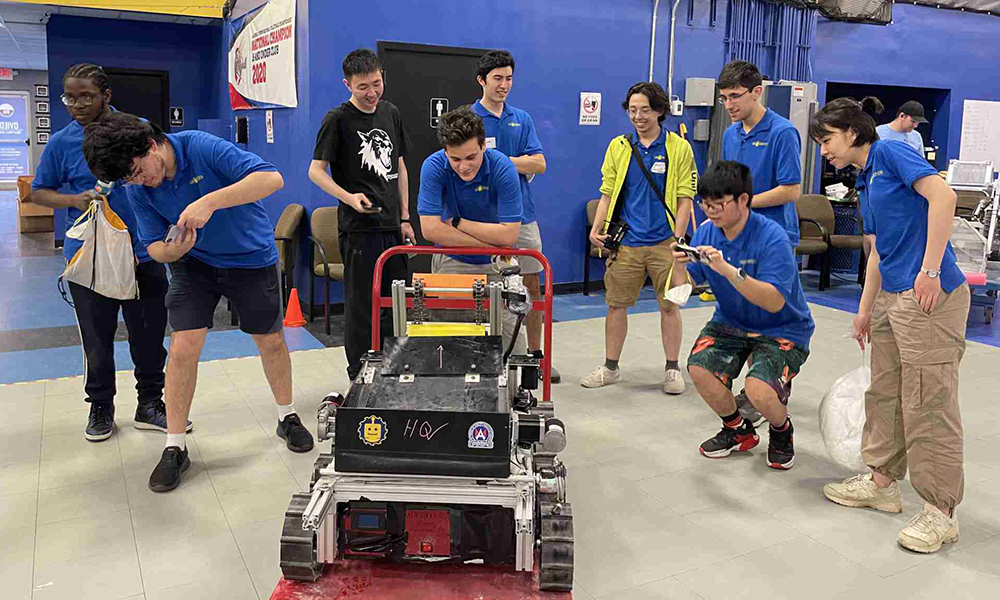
left=475, top=185, right=489, bottom=192
left=358, top=128, right=395, bottom=182
left=189, top=175, right=204, bottom=185
left=508, top=122, right=522, bottom=127
left=870, top=170, right=883, bottom=185
left=752, top=141, right=767, bottom=148
left=655, top=155, right=665, bottom=160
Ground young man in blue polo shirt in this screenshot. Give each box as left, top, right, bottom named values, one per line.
left=30, top=63, right=181, bottom=442
left=718, top=60, right=803, bottom=425
left=670, top=161, right=814, bottom=470
left=417, top=105, right=526, bottom=355
left=470, top=50, right=558, bottom=383
left=83, top=112, right=314, bottom=492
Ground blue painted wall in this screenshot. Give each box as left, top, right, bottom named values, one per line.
left=46, top=14, right=224, bottom=245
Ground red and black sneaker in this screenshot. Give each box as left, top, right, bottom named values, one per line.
left=767, top=418, right=795, bottom=470
left=699, top=419, right=759, bottom=458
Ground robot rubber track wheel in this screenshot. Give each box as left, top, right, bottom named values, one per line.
left=279, top=493, right=324, bottom=581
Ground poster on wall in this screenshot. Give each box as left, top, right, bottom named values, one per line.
left=0, top=93, right=30, bottom=178
left=228, top=0, right=297, bottom=110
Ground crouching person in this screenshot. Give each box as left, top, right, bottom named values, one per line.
left=670, top=161, right=814, bottom=469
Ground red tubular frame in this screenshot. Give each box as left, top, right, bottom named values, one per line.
left=371, top=246, right=554, bottom=403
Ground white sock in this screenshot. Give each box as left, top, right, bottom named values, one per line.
left=278, top=403, right=297, bottom=421
left=165, top=433, right=186, bottom=450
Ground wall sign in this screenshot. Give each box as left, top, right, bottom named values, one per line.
left=34, top=85, right=48, bottom=97
left=430, top=98, right=449, bottom=128
left=37, top=132, right=49, bottom=144
left=35, top=101, right=48, bottom=114
left=579, top=92, right=601, bottom=126
left=169, top=107, right=184, bottom=127
left=228, top=0, right=297, bottom=109
left=36, top=116, right=49, bottom=129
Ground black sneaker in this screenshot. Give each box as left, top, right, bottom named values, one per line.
left=699, top=419, right=759, bottom=458
left=277, top=414, right=314, bottom=453
left=767, top=418, right=795, bottom=470
left=134, top=400, right=194, bottom=433
left=85, top=402, right=116, bottom=442
left=735, top=390, right=765, bottom=427
left=148, top=446, right=190, bottom=492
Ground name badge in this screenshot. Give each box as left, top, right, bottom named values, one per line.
left=485, top=137, right=497, bottom=149
left=651, top=161, right=666, bottom=174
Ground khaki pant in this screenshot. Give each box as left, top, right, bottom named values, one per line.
left=861, top=283, right=970, bottom=510
left=604, top=238, right=676, bottom=310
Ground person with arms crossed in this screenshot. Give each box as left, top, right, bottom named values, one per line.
left=308, top=48, right=413, bottom=382
left=83, top=112, right=314, bottom=493
left=582, top=82, right=695, bottom=395
left=813, top=97, right=969, bottom=554
left=30, top=63, right=181, bottom=442
left=670, top=160, right=814, bottom=470
left=470, top=50, right=558, bottom=383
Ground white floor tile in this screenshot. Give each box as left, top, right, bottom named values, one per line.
left=32, top=550, right=143, bottom=600
left=203, top=448, right=295, bottom=493
left=216, top=479, right=299, bottom=528
left=137, top=529, right=247, bottom=591
left=43, top=377, right=85, bottom=398
left=34, top=507, right=136, bottom=564
left=0, top=459, right=40, bottom=495
left=36, top=476, right=128, bottom=524
left=231, top=517, right=284, bottom=598
left=0, top=526, right=34, bottom=600
left=596, top=576, right=705, bottom=600
left=145, top=571, right=257, bottom=600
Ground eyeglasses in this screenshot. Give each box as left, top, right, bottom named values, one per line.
left=628, top=107, right=654, bottom=117
left=122, top=159, right=147, bottom=186
left=718, top=90, right=750, bottom=104
left=60, top=93, right=98, bottom=108
left=698, top=199, right=735, bottom=213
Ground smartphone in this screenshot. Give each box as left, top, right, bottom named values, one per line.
left=361, top=205, right=383, bottom=214
left=675, top=242, right=707, bottom=263
left=164, top=225, right=185, bottom=244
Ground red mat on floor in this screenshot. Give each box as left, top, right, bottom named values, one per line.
left=269, top=559, right=572, bottom=600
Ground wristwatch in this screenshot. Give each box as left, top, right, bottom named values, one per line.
left=730, top=267, right=748, bottom=284
left=921, top=268, right=940, bottom=278
left=400, top=218, right=410, bottom=224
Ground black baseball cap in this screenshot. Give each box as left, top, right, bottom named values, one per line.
left=898, top=100, right=928, bottom=123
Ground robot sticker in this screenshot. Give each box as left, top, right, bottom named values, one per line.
left=467, top=421, right=495, bottom=449
left=359, top=415, right=388, bottom=446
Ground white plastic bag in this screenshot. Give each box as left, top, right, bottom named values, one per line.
left=61, top=199, right=138, bottom=300
left=818, top=348, right=870, bottom=473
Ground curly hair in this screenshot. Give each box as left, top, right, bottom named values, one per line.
left=82, top=112, right=166, bottom=182
left=436, top=105, right=486, bottom=148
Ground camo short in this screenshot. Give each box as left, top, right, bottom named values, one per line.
left=687, top=322, right=809, bottom=405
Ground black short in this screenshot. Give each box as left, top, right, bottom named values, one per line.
left=166, top=256, right=282, bottom=335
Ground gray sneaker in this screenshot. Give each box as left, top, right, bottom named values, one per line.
left=735, top=390, right=765, bottom=427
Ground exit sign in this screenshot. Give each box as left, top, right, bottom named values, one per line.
left=0, top=68, right=13, bottom=81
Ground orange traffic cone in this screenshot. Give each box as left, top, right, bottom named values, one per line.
left=283, top=288, right=307, bottom=327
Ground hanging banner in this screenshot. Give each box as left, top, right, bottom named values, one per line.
left=228, top=0, right=297, bottom=110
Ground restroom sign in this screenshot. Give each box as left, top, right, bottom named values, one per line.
left=430, top=98, right=449, bottom=128
left=169, top=107, right=184, bottom=127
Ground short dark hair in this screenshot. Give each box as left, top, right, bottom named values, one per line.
left=477, top=50, right=515, bottom=81
left=436, top=105, right=486, bottom=148
left=809, top=96, right=884, bottom=147
left=342, top=48, right=381, bottom=80
left=63, top=63, right=110, bottom=93
left=717, top=60, right=763, bottom=92
left=698, top=161, right=754, bottom=208
left=82, top=112, right=166, bottom=182
left=621, top=81, right=670, bottom=123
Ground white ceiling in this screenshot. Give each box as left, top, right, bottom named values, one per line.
left=0, top=1, right=220, bottom=71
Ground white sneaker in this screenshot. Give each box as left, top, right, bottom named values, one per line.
left=822, top=473, right=903, bottom=513
left=580, top=365, right=621, bottom=388
left=662, top=369, right=685, bottom=395
left=898, top=503, right=959, bottom=553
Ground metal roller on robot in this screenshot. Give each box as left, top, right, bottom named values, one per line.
left=946, top=159, right=1000, bottom=323
left=272, top=247, right=574, bottom=599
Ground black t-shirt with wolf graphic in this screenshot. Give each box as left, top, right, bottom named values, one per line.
left=313, top=100, right=412, bottom=233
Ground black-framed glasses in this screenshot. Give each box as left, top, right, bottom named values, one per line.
left=718, top=90, right=750, bottom=104
left=698, top=199, right=735, bottom=212
left=122, top=160, right=146, bottom=186
left=60, top=94, right=98, bottom=108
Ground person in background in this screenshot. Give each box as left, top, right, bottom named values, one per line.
left=582, top=82, right=695, bottom=395
left=30, top=63, right=182, bottom=442
left=83, top=112, right=313, bottom=493
left=470, top=50, right=558, bottom=383
left=813, top=97, right=969, bottom=554
left=308, top=48, right=413, bottom=382
left=876, top=100, right=927, bottom=158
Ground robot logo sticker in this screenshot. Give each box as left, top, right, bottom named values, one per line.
left=358, top=415, right=388, bottom=446
left=467, top=421, right=495, bottom=450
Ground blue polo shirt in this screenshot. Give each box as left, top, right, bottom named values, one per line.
left=32, top=119, right=151, bottom=263
left=856, top=140, right=964, bottom=293
left=621, top=128, right=671, bottom=246
left=417, top=148, right=523, bottom=265
left=686, top=212, right=815, bottom=349
left=471, top=100, right=542, bottom=225
left=722, top=109, right=802, bottom=244
left=126, top=131, right=279, bottom=269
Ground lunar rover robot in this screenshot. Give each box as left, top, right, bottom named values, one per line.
left=279, top=247, right=574, bottom=591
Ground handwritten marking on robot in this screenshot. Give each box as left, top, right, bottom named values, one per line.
left=404, top=418, right=449, bottom=441
left=437, top=345, right=444, bottom=369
